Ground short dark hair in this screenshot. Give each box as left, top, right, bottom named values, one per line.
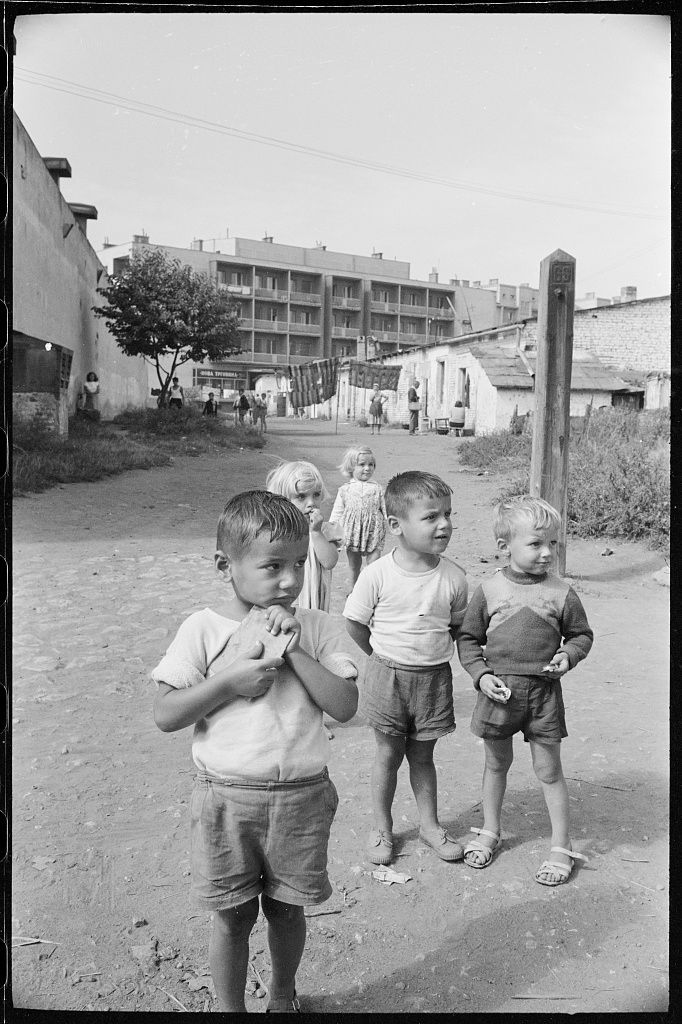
left=217, top=490, right=308, bottom=555
left=384, top=471, right=452, bottom=518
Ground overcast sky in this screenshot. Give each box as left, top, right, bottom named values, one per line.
left=12, top=10, right=671, bottom=299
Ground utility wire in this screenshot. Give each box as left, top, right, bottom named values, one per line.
left=14, top=66, right=668, bottom=223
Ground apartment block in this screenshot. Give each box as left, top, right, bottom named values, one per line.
left=99, top=235, right=469, bottom=392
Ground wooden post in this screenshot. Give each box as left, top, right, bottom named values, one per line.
left=529, top=249, right=576, bottom=576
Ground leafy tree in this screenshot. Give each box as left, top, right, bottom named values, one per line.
left=93, top=247, right=242, bottom=404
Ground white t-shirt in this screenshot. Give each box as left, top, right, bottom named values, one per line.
left=152, top=607, right=361, bottom=781
left=343, top=550, right=468, bottom=666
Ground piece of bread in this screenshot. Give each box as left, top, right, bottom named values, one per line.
left=210, top=607, right=293, bottom=674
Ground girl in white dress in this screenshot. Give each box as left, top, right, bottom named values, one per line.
left=266, top=461, right=343, bottom=612
left=330, top=446, right=387, bottom=592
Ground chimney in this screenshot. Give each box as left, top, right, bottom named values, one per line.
left=620, top=285, right=637, bottom=302
left=43, top=157, right=72, bottom=187
left=67, top=203, right=97, bottom=237
left=372, top=251, right=383, bottom=259
left=191, top=238, right=204, bottom=251
left=428, top=267, right=438, bottom=283
left=133, top=232, right=149, bottom=244
left=262, top=235, right=273, bottom=243
left=461, top=280, right=469, bottom=288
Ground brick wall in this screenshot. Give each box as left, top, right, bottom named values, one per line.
left=13, top=392, right=69, bottom=436
left=520, top=297, right=669, bottom=374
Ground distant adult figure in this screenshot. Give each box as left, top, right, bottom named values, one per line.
left=368, top=388, right=386, bottom=435
left=234, top=389, right=250, bottom=424
left=407, top=380, right=421, bottom=435
left=168, top=377, right=184, bottom=410
left=80, top=372, right=100, bottom=420
left=202, top=391, right=219, bottom=417
left=252, top=392, right=268, bottom=433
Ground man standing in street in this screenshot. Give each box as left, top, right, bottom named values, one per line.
left=408, top=380, right=421, bottom=435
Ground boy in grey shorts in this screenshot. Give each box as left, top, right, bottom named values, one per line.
left=457, top=496, right=593, bottom=886
left=343, top=471, right=468, bottom=866
left=152, top=491, right=360, bottom=1012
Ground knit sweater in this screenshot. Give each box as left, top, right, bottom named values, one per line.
left=457, top=566, right=593, bottom=688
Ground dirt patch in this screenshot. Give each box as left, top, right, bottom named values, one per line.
left=11, top=419, right=669, bottom=1013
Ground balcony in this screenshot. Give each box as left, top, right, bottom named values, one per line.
left=290, top=291, right=322, bottom=305
left=254, top=288, right=289, bottom=301
left=218, top=283, right=253, bottom=296
left=372, top=330, right=399, bottom=343
left=331, top=295, right=362, bottom=310
left=399, top=303, right=427, bottom=315
left=238, top=319, right=254, bottom=331
left=400, top=332, right=426, bottom=345
left=289, top=323, right=321, bottom=335
left=249, top=351, right=290, bottom=365
left=332, top=326, right=360, bottom=340
left=371, top=301, right=399, bottom=313
left=253, top=319, right=288, bottom=332
left=428, top=305, right=454, bottom=318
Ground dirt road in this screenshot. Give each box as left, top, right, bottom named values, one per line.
left=11, top=417, right=669, bottom=1014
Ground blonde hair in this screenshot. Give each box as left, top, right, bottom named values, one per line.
left=266, top=460, right=328, bottom=501
left=338, top=445, right=376, bottom=479
left=493, top=495, right=562, bottom=543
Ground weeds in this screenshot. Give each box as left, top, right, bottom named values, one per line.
left=13, top=406, right=265, bottom=495
left=461, top=408, right=670, bottom=554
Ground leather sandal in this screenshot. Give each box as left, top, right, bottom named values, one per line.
left=463, top=827, right=501, bottom=868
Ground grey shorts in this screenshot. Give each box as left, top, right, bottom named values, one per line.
left=359, top=653, right=455, bottom=741
left=470, top=674, right=567, bottom=744
left=190, top=769, right=338, bottom=911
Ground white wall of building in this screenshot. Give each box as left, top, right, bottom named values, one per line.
left=12, top=113, right=148, bottom=419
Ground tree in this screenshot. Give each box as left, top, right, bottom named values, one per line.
left=93, top=247, right=242, bottom=405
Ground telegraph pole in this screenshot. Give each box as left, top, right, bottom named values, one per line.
left=529, top=249, right=576, bottom=576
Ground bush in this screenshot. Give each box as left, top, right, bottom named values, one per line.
left=12, top=416, right=172, bottom=494
left=13, top=406, right=265, bottom=494
left=469, top=409, right=669, bottom=554
left=112, top=405, right=265, bottom=450
left=458, top=430, right=531, bottom=472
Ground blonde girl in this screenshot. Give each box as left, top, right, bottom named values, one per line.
left=266, top=460, right=343, bottom=612
left=330, top=446, right=387, bottom=591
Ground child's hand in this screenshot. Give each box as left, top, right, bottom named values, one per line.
left=542, top=652, right=570, bottom=677
left=265, top=605, right=302, bottom=652
left=232, top=641, right=284, bottom=699
left=307, top=508, right=324, bottom=532
left=480, top=673, right=512, bottom=703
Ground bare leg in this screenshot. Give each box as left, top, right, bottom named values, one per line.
left=346, top=549, right=363, bottom=590
left=371, top=729, right=405, bottom=832
left=209, top=898, right=259, bottom=1011
left=405, top=737, right=440, bottom=830
left=261, top=895, right=306, bottom=1004
left=466, top=737, right=513, bottom=865
left=530, top=740, right=572, bottom=881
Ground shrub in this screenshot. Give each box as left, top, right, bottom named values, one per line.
left=13, top=406, right=265, bottom=494
left=12, top=416, right=172, bottom=494
left=472, top=409, right=669, bottom=554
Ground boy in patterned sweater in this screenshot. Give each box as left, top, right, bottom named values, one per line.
left=457, top=496, right=593, bottom=886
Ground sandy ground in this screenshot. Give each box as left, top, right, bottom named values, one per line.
left=10, top=416, right=669, bottom=1016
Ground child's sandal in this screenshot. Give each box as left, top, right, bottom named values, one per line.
left=535, top=846, right=588, bottom=887
left=463, top=827, right=501, bottom=868
left=266, top=989, right=301, bottom=1013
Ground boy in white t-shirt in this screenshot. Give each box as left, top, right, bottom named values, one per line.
left=152, top=491, right=360, bottom=1013
left=343, top=471, right=468, bottom=867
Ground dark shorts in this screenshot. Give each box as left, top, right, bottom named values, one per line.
left=190, top=769, right=338, bottom=911
left=470, top=674, right=567, bottom=744
left=359, top=653, right=455, bottom=741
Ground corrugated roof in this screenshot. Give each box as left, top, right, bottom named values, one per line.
left=469, top=344, right=629, bottom=392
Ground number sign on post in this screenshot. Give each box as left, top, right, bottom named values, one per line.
left=529, top=249, right=576, bottom=576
